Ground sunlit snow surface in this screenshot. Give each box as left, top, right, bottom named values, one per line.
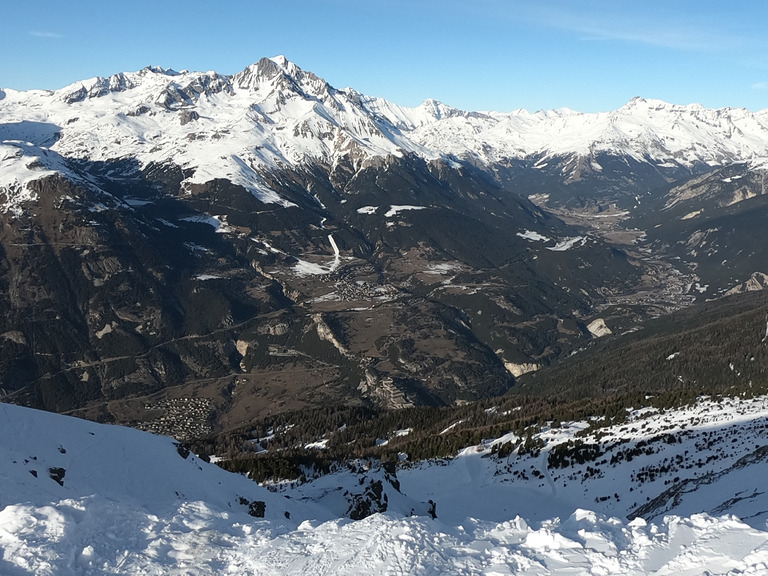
left=5, top=502, right=768, bottom=575
left=5, top=400, right=768, bottom=574
left=6, top=59, right=768, bottom=218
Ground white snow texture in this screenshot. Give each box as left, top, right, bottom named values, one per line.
left=5, top=57, right=768, bottom=217
left=4, top=399, right=768, bottom=574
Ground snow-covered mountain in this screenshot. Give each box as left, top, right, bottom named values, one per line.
left=0, top=56, right=429, bottom=214
left=3, top=56, right=660, bottom=427
left=7, top=55, right=768, bottom=575
left=5, top=56, right=768, bottom=215
left=4, top=55, right=768, bottom=434
left=390, top=97, right=768, bottom=169
left=5, top=398, right=768, bottom=574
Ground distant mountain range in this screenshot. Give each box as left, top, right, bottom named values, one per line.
left=3, top=57, right=768, bottom=433
left=5, top=56, right=768, bottom=208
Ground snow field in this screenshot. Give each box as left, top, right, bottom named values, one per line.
left=6, top=396, right=768, bottom=574
left=4, top=499, right=768, bottom=575
left=7, top=59, right=768, bottom=221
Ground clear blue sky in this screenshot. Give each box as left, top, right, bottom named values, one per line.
left=3, top=0, right=768, bottom=113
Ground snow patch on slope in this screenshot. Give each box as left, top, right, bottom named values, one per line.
left=292, top=234, right=342, bottom=276
left=385, top=204, right=426, bottom=217
left=517, top=230, right=550, bottom=242
left=548, top=236, right=587, bottom=251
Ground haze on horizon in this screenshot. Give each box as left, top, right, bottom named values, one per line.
left=2, top=0, right=768, bottom=114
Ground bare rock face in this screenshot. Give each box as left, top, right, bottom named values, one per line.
left=504, top=362, right=540, bottom=378
left=1, top=331, right=27, bottom=345
left=179, top=110, right=200, bottom=125
left=587, top=318, right=612, bottom=338
left=726, top=272, right=768, bottom=296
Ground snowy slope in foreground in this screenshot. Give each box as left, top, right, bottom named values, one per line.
left=0, top=403, right=321, bottom=523
left=4, top=402, right=768, bottom=574
left=4, top=502, right=768, bottom=575
left=388, top=395, right=768, bottom=529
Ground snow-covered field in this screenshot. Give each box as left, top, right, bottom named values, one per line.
left=5, top=499, right=768, bottom=575
left=5, top=398, right=768, bottom=574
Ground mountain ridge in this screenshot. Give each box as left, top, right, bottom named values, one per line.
left=3, top=56, right=768, bottom=434
left=5, top=56, right=768, bottom=217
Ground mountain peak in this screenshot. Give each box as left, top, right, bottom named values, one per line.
left=233, top=56, right=304, bottom=90
left=55, top=71, right=140, bottom=103
left=621, top=96, right=673, bottom=111
left=138, top=65, right=181, bottom=77
left=232, top=56, right=333, bottom=105
left=268, top=54, right=292, bottom=69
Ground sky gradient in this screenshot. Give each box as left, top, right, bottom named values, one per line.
left=3, top=0, right=768, bottom=113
